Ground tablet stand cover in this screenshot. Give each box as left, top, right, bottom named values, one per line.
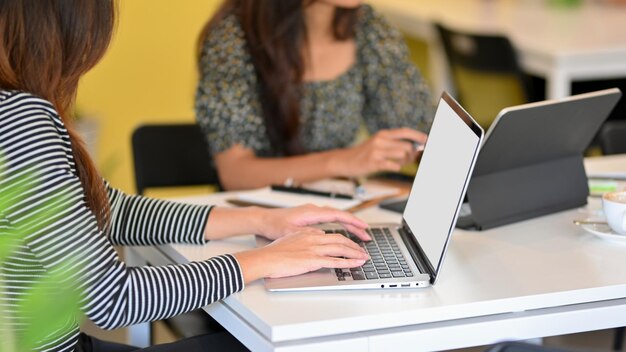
left=466, top=89, right=622, bottom=230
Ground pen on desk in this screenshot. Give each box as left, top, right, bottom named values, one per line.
left=351, top=178, right=366, bottom=197
left=270, top=185, right=354, bottom=200
left=400, top=138, right=423, bottom=151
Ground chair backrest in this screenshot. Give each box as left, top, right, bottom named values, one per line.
left=486, top=341, right=572, bottom=352
left=435, top=23, right=533, bottom=126
left=599, top=120, right=626, bottom=155
left=131, top=123, right=219, bottom=195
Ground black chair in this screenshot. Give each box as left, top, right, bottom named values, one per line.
left=599, top=120, right=626, bottom=155
left=131, top=123, right=222, bottom=341
left=435, top=23, right=535, bottom=127
left=131, top=123, right=220, bottom=195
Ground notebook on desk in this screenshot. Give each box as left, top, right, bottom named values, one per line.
left=257, top=92, right=484, bottom=291
left=235, top=187, right=361, bottom=210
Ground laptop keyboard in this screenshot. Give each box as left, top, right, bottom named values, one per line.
left=325, top=227, right=414, bottom=281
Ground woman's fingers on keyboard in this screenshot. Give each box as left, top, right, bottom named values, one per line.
left=342, top=224, right=371, bottom=241
left=314, top=243, right=369, bottom=260
left=319, top=233, right=366, bottom=254
left=320, top=257, right=368, bottom=269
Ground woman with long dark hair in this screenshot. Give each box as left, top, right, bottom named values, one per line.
left=196, top=0, right=434, bottom=190
left=0, top=1, right=370, bottom=351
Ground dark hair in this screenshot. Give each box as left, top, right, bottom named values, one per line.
left=0, top=0, right=116, bottom=230
left=199, top=0, right=360, bottom=155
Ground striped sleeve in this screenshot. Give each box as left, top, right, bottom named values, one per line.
left=107, top=187, right=211, bottom=246
left=84, top=254, right=243, bottom=329
left=0, top=92, right=245, bottom=346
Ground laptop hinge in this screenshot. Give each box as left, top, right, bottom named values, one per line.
left=399, top=221, right=436, bottom=281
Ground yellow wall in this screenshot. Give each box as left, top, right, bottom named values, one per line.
left=76, top=0, right=221, bottom=193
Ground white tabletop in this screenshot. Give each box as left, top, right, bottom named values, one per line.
left=367, top=0, right=626, bottom=99
left=149, top=155, right=626, bottom=351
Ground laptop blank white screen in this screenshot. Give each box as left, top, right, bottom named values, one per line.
left=403, top=98, right=481, bottom=274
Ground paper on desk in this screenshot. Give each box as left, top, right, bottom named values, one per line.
left=236, top=187, right=361, bottom=210
left=587, top=172, right=626, bottom=180
left=588, top=179, right=626, bottom=197
left=303, top=179, right=399, bottom=201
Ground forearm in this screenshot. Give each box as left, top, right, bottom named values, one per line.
left=204, top=207, right=270, bottom=240
left=217, top=149, right=350, bottom=190
left=233, top=249, right=269, bottom=284
left=90, top=255, right=243, bottom=329
left=108, top=188, right=210, bottom=246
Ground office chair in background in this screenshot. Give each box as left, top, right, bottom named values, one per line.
left=435, top=23, right=535, bottom=128
left=131, top=123, right=220, bottom=195
left=131, top=123, right=222, bottom=341
left=599, top=120, right=626, bottom=155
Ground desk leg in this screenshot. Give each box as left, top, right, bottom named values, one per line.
left=124, top=247, right=151, bottom=348
left=547, top=69, right=570, bottom=100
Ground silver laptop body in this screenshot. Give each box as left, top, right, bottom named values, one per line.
left=261, top=92, right=484, bottom=291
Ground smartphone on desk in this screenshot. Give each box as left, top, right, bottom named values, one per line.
left=378, top=197, right=408, bottom=213
left=374, top=172, right=415, bottom=184
left=378, top=194, right=476, bottom=228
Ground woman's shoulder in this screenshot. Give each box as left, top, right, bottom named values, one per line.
left=357, top=4, right=406, bottom=60
left=358, top=5, right=403, bottom=42
left=0, top=90, right=69, bottom=156
left=0, top=90, right=61, bottom=127
left=0, top=90, right=56, bottom=109
left=200, top=13, right=246, bottom=51
left=198, top=13, right=251, bottom=71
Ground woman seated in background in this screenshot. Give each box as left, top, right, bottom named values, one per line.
left=0, top=1, right=370, bottom=351
left=196, top=0, right=435, bottom=190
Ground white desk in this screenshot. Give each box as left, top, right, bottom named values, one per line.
left=127, top=155, right=626, bottom=351
left=367, top=0, right=626, bottom=100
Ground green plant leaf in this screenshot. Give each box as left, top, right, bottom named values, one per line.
left=0, top=161, right=38, bottom=264
left=0, top=168, right=36, bottom=213
left=0, top=231, right=20, bottom=264
left=15, top=267, right=83, bottom=351
left=14, top=192, right=69, bottom=239
left=1, top=155, right=85, bottom=351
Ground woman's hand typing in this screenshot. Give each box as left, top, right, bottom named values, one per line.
left=234, top=229, right=369, bottom=283
left=254, top=204, right=369, bottom=241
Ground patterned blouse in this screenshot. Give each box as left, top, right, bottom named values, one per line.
left=195, top=5, right=434, bottom=157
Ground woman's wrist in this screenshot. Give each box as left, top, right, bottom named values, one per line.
left=245, top=206, right=272, bottom=236
left=325, top=148, right=351, bottom=178
left=233, top=249, right=268, bottom=284
left=204, top=206, right=268, bottom=240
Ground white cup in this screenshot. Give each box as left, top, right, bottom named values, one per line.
left=602, top=191, right=626, bottom=235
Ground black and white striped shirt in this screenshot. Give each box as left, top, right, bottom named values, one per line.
left=0, top=90, right=244, bottom=351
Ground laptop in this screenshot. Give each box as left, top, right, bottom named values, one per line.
left=258, top=92, right=484, bottom=291
left=380, top=88, right=622, bottom=231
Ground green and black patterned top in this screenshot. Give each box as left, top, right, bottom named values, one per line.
left=195, top=5, right=434, bottom=157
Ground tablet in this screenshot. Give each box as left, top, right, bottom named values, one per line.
left=465, top=88, right=622, bottom=230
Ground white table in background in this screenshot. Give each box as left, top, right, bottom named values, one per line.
left=367, top=0, right=626, bottom=100
left=127, top=155, right=626, bottom=351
